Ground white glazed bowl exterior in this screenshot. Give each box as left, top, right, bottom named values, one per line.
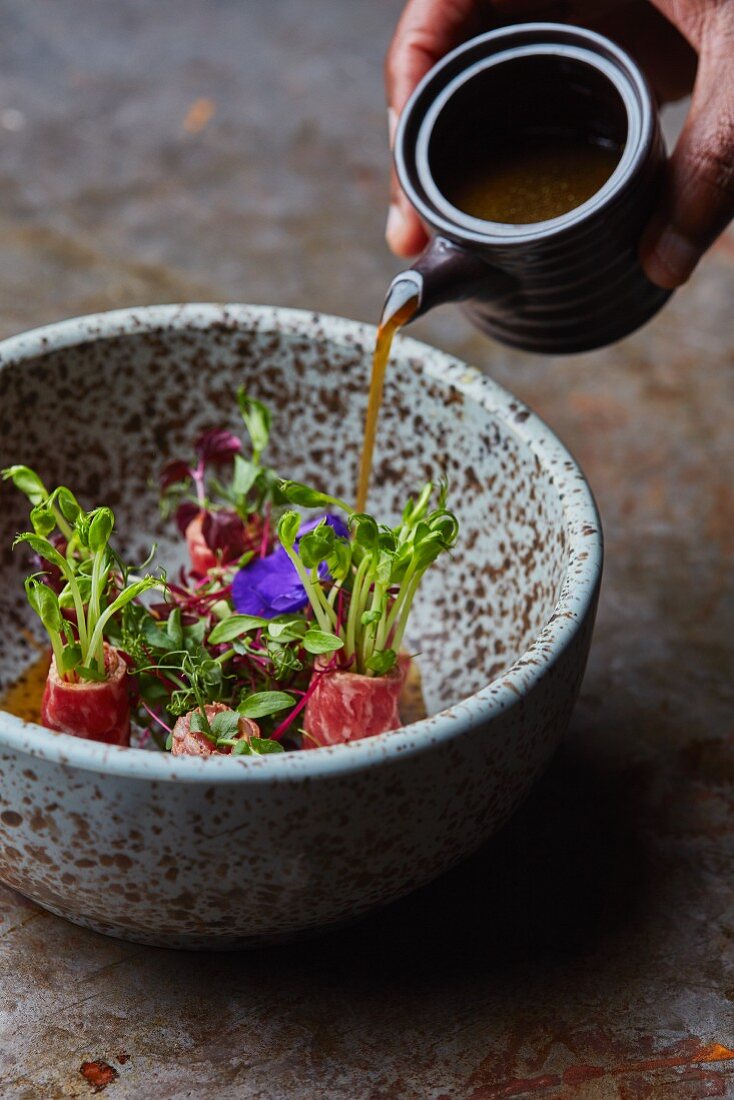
left=0, top=305, right=602, bottom=947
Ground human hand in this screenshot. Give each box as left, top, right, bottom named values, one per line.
left=385, top=0, right=734, bottom=288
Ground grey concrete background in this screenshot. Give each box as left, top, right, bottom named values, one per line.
left=1, top=2, right=733, bottom=1097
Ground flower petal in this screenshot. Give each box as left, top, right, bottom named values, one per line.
left=195, top=428, right=243, bottom=465
left=175, top=501, right=201, bottom=537
left=160, top=459, right=192, bottom=490
left=231, top=512, right=348, bottom=619
left=269, top=588, right=310, bottom=613
left=201, top=509, right=246, bottom=560
left=231, top=571, right=271, bottom=616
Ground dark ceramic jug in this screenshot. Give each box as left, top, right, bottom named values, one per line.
left=388, top=23, right=671, bottom=354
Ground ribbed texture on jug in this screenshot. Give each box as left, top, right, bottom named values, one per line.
left=394, top=23, right=671, bottom=354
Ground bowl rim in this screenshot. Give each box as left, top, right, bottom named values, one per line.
left=0, top=303, right=602, bottom=782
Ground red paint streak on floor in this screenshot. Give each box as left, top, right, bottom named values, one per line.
left=465, top=1040, right=734, bottom=1098
left=612, top=1041, right=734, bottom=1075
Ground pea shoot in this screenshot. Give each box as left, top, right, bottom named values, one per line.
left=6, top=478, right=161, bottom=683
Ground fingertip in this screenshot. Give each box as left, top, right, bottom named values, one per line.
left=385, top=203, right=428, bottom=259
left=640, top=223, right=700, bottom=289
left=387, top=107, right=399, bottom=151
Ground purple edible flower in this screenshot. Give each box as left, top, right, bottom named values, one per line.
left=232, top=514, right=348, bottom=618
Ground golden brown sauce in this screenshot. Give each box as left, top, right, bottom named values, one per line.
left=399, top=658, right=427, bottom=725
left=0, top=652, right=50, bottom=723
left=446, top=136, right=619, bottom=224
left=356, top=293, right=418, bottom=513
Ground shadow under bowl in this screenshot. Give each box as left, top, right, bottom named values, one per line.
left=0, top=304, right=602, bottom=948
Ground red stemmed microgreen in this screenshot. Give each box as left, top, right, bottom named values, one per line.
left=159, top=386, right=284, bottom=538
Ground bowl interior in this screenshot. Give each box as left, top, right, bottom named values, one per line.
left=0, top=307, right=568, bottom=722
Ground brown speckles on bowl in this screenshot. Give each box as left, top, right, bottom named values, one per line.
left=0, top=304, right=601, bottom=948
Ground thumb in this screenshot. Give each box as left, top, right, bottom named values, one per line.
left=386, top=106, right=430, bottom=259
left=641, top=27, right=734, bottom=288
left=384, top=0, right=484, bottom=258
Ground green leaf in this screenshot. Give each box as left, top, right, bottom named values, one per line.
left=103, top=576, right=160, bottom=616
left=184, top=618, right=208, bottom=644
left=13, top=532, right=69, bottom=574
left=267, top=617, right=307, bottom=642
left=76, top=663, right=108, bottom=683
left=140, top=616, right=177, bottom=650
left=277, top=510, right=301, bottom=550
left=249, top=737, right=284, bottom=755
left=88, top=507, right=114, bottom=553
left=165, top=732, right=173, bottom=751
left=237, top=389, right=271, bottom=457
left=366, top=648, right=397, bottom=676
left=377, top=529, right=397, bottom=554
left=279, top=480, right=351, bottom=513
left=166, top=607, right=184, bottom=647
left=208, top=614, right=268, bottom=645
left=238, top=690, right=296, bottom=719
left=54, top=487, right=83, bottom=525
left=232, top=737, right=284, bottom=756
left=60, top=643, right=83, bottom=674
left=303, top=629, right=343, bottom=655
left=327, top=539, right=352, bottom=582
left=2, top=465, right=48, bottom=506
left=29, top=501, right=57, bottom=538
left=299, top=525, right=334, bottom=569
left=374, top=550, right=393, bottom=586
left=413, top=532, right=447, bottom=570
left=412, top=520, right=431, bottom=546
left=190, top=708, right=216, bottom=741
left=211, top=710, right=242, bottom=742
left=232, top=454, right=259, bottom=498
left=351, top=513, right=379, bottom=549
left=24, top=578, right=62, bottom=634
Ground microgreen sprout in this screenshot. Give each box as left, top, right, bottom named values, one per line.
left=274, top=479, right=457, bottom=676
left=9, top=474, right=161, bottom=682
left=5, top=397, right=461, bottom=755
left=159, top=386, right=286, bottom=540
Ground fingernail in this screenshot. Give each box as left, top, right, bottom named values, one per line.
left=648, top=225, right=699, bottom=288
left=386, top=202, right=402, bottom=245
left=387, top=107, right=398, bottom=151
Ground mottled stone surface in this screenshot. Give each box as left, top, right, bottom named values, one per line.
left=0, top=1, right=732, bottom=1097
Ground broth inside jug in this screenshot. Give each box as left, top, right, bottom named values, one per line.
left=429, top=54, right=627, bottom=227
left=444, top=133, right=620, bottom=224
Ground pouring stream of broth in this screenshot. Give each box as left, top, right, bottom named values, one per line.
left=356, top=135, right=621, bottom=511
left=356, top=289, right=418, bottom=513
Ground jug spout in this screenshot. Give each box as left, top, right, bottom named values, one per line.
left=381, top=235, right=516, bottom=327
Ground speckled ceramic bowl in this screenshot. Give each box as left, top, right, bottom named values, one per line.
left=0, top=304, right=602, bottom=948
